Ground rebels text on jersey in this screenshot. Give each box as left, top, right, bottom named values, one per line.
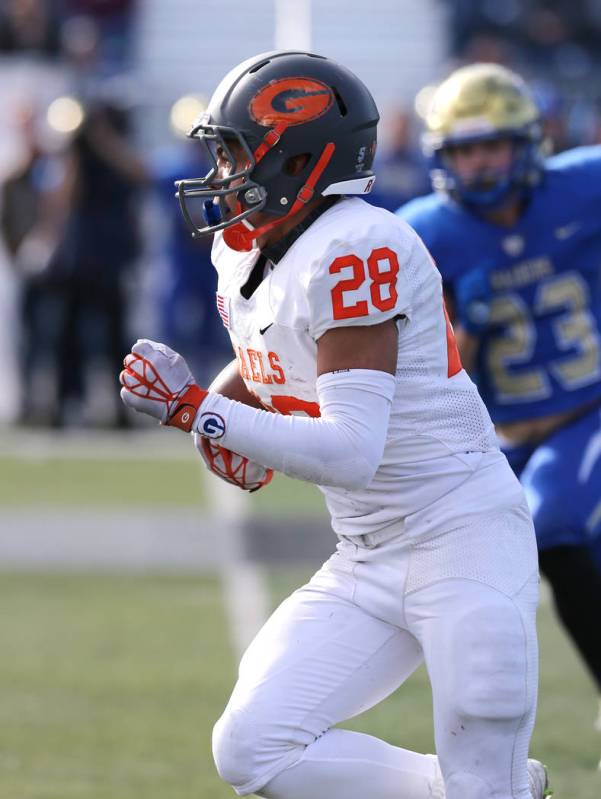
left=212, top=198, right=504, bottom=538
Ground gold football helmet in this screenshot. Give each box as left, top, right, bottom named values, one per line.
left=423, top=63, right=544, bottom=208
left=425, top=63, right=540, bottom=148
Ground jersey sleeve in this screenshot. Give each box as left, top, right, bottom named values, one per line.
left=306, top=228, right=414, bottom=340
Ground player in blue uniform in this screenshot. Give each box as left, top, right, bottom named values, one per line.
left=398, top=63, right=601, bottom=749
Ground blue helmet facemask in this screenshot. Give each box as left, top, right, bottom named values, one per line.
left=429, top=128, right=545, bottom=211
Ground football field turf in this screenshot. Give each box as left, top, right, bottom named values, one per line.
left=2, top=571, right=600, bottom=799
left=1, top=440, right=600, bottom=797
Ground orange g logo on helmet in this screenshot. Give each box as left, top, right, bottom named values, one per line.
left=249, top=78, right=334, bottom=126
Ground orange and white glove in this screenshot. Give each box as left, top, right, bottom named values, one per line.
left=119, top=339, right=207, bottom=432
left=195, top=437, right=273, bottom=492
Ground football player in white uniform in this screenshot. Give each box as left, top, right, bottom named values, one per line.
left=120, top=51, right=550, bottom=799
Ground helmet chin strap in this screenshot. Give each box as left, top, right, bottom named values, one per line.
left=223, top=142, right=336, bottom=252
left=222, top=209, right=257, bottom=251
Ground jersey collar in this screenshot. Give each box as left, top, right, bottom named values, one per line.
left=260, top=196, right=340, bottom=264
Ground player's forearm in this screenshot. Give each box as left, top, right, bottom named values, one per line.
left=119, top=343, right=394, bottom=488
left=195, top=370, right=395, bottom=489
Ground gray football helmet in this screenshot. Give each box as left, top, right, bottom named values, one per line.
left=176, top=50, right=379, bottom=251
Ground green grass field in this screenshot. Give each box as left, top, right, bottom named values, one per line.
left=1, top=572, right=600, bottom=798
left=0, top=453, right=324, bottom=514
left=1, top=445, right=600, bottom=797
left=1, top=573, right=234, bottom=799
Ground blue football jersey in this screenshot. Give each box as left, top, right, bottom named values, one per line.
left=398, top=146, right=601, bottom=423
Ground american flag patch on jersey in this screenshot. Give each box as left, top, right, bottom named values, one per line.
left=216, top=293, right=230, bottom=328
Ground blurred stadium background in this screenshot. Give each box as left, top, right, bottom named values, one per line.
left=1, top=1, right=600, bottom=797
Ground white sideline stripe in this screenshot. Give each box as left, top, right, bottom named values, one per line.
left=0, top=428, right=196, bottom=461
left=209, top=477, right=270, bottom=659
left=0, top=509, right=222, bottom=571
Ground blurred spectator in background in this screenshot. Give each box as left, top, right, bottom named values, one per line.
left=0, top=0, right=137, bottom=69
left=62, top=0, right=137, bottom=75
left=0, top=0, right=142, bottom=426
left=0, top=0, right=61, bottom=58
left=63, top=0, right=137, bottom=68
left=1, top=100, right=71, bottom=425
left=443, top=0, right=601, bottom=150
left=445, top=0, right=601, bottom=73
left=367, top=108, right=430, bottom=212
left=46, top=97, right=147, bottom=428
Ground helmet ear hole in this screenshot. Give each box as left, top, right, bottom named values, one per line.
left=284, top=153, right=311, bottom=176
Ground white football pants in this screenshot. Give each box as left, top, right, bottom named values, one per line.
left=212, top=502, right=539, bottom=799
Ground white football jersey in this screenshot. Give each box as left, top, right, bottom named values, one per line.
left=212, top=197, right=509, bottom=538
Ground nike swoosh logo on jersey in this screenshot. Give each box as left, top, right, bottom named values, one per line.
left=259, top=323, right=273, bottom=335
left=554, top=221, right=582, bottom=239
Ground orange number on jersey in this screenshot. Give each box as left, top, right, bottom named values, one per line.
left=329, top=254, right=369, bottom=320
left=268, top=395, right=321, bottom=417
left=443, top=301, right=462, bottom=377
left=329, top=247, right=459, bottom=377
left=367, top=247, right=399, bottom=311
left=329, top=247, right=399, bottom=320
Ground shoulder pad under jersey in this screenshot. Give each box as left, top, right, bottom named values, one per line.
left=296, top=198, right=416, bottom=340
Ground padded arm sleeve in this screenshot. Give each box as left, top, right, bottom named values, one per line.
left=193, top=369, right=396, bottom=489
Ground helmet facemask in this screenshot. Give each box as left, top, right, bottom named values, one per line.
left=177, top=116, right=338, bottom=251
left=176, top=117, right=336, bottom=251
left=175, top=121, right=267, bottom=239
left=429, top=125, right=544, bottom=210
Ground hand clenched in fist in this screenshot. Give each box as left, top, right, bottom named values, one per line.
left=119, top=339, right=207, bottom=432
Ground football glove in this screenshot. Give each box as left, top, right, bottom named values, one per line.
left=119, top=339, right=207, bottom=432
left=196, top=437, right=273, bottom=492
